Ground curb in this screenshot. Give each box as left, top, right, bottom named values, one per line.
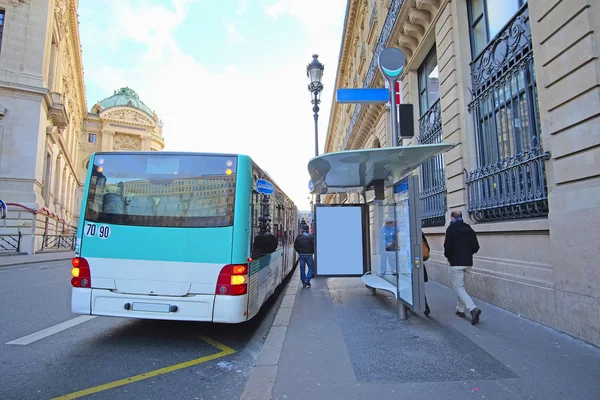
left=0, top=255, right=74, bottom=268
left=240, top=271, right=301, bottom=400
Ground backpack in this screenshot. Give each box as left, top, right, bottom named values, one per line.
left=422, top=237, right=430, bottom=261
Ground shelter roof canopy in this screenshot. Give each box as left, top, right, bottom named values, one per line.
left=308, top=144, right=455, bottom=194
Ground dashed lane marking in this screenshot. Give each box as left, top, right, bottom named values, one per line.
left=50, top=336, right=237, bottom=399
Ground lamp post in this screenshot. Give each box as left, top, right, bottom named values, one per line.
left=306, top=54, right=324, bottom=205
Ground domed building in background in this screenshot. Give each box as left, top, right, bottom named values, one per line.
left=82, top=87, right=165, bottom=170
left=0, top=1, right=167, bottom=255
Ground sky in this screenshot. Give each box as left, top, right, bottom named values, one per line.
left=78, top=0, right=348, bottom=211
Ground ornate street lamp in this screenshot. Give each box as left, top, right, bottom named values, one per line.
left=306, top=54, right=324, bottom=204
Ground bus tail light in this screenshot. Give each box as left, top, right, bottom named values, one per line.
left=71, top=257, right=91, bottom=288
left=231, top=284, right=247, bottom=296
left=215, top=264, right=248, bottom=296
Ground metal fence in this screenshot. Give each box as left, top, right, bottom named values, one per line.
left=466, top=4, right=550, bottom=223
left=0, top=202, right=78, bottom=254
left=40, top=234, right=76, bottom=251
left=0, top=232, right=21, bottom=254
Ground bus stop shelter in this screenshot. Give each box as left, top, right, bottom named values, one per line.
left=307, top=143, right=453, bottom=318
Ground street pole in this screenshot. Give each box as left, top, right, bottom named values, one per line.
left=312, top=90, right=321, bottom=205
left=307, top=54, right=324, bottom=205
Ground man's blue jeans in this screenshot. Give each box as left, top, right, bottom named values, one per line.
left=299, top=254, right=314, bottom=284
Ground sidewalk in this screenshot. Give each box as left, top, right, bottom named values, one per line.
left=0, top=251, right=74, bottom=267
left=242, top=271, right=600, bottom=400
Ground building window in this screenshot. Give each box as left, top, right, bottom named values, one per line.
left=418, top=49, right=440, bottom=117
left=466, top=2, right=549, bottom=223
left=468, top=0, right=528, bottom=57
left=88, top=133, right=96, bottom=143
left=0, top=10, right=5, bottom=55
left=417, top=48, right=445, bottom=227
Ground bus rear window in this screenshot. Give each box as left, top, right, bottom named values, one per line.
left=84, top=154, right=237, bottom=228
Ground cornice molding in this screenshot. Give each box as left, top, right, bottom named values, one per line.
left=68, top=0, right=88, bottom=117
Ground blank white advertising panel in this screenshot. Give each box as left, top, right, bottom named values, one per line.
left=315, top=206, right=364, bottom=276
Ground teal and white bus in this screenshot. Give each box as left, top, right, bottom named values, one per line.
left=71, top=152, right=299, bottom=323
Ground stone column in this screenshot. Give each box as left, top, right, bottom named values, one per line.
left=67, top=124, right=74, bottom=159
left=143, top=136, right=152, bottom=150
left=73, top=184, right=81, bottom=220
left=22, top=0, right=51, bottom=87
left=102, top=130, right=115, bottom=151
left=54, top=154, right=63, bottom=213
left=44, top=134, right=56, bottom=202
left=75, top=138, right=81, bottom=170
left=64, top=175, right=70, bottom=219
left=60, top=166, right=68, bottom=216
left=528, top=0, right=600, bottom=347
left=71, top=126, right=79, bottom=160
left=69, top=177, right=75, bottom=219
left=65, top=174, right=72, bottom=219
left=70, top=180, right=76, bottom=219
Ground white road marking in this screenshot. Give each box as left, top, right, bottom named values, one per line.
left=6, top=316, right=97, bottom=345
left=0, top=268, right=31, bottom=273
left=0, top=278, right=66, bottom=294
left=0, top=261, right=68, bottom=273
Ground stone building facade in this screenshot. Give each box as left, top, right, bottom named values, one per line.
left=0, top=1, right=164, bottom=255
left=323, top=0, right=600, bottom=347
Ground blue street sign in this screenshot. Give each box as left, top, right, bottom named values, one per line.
left=337, top=88, right=389, bottom=104
left=309, top=180, right=314, bottom=192
left=256, top=179, right=274, bottom=195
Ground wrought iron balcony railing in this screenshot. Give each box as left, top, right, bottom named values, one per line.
left=418, top=99, right=447, bottom=227
left=466, top=4, right=550, bottom=223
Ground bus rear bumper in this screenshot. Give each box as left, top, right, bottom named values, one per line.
left=71, top=288, right=92, bottom=315
left=213, top=294, right=248, bottom=323
left=87, top=289, right=216, bottom=321
left=71, top=288, right=249, bottom=323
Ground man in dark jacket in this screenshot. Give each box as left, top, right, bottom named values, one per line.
left=444, top=211, right=482, bottom=325
left=294, top=225, right=315, bottom=287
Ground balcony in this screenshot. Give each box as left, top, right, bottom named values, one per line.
left=48, top=92, right=68, bottom=129
left=418, top=99, right=446, bottom=227
left=466, top=4, right=550, bottom=223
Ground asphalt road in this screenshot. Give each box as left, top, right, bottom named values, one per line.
left=0, top=259, right=288, bottom=400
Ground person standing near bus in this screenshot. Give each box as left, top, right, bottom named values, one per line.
left=294, top=225, right=315, bottom=287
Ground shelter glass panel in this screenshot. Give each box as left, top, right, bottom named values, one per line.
left=393, top=181, right=413, bottom=305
